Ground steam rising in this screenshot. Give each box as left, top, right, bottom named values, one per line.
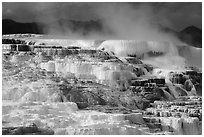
left=96, top=3, right=176, bottom=41
left=2, top=2, right=202, bottom=68
left=36, top=3, right=182, bottom=41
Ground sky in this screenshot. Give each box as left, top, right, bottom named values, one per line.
left=2, top=2, right=202, bottom=31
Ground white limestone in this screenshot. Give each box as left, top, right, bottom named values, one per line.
left=159, top=117, right=201, bottom=135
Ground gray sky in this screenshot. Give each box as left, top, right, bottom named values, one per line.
left=2, top=2, right=202, bottom=31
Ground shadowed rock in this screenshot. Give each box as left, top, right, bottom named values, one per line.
left=2, top=123, right=54, bottom=135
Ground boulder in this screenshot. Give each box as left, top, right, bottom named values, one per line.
left=184, top=79, right=194, bottom=91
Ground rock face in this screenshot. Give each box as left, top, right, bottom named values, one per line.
left=168, top=70, right=202, bottom=97
left=61, top=87, right=106, bottom=109
left=169, top=71, right=201, bottom=85
left=152, top=68, right=202, bottom=97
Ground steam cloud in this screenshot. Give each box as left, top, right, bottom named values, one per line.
left=40, top=3, right=183, bottom=42
left=2, top=2, right=201, bottom=41
left=2, top=2, right=202, bottom=68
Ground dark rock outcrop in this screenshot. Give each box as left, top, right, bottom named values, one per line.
left=60, top=86, right=106, bottom=109
left=169, top=70, right=202, bottom=96
left=184, top=79, right=194, bottom=91
left=131, top=78, right=165, bottom=87
left=169, top=73, right=186, bottom=85
left=2, top=123, right=54, bottom=135
left=125, top=57, right=143, bottom=64
left=2, top=38, right=25, bottom=44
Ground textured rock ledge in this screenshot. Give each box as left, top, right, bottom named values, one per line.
left=2, top=123, right=54, bottom=135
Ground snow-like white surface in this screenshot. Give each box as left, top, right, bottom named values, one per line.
left=2, top=79, right=62, bottom=102
left=40, top=59, right=137, bottom=82
left=2, top=35, right=202, bottom=135
left=97, top=40, right=201, bottom=69
left=2, top=100, right=148, bottom=135
left=159, top=117, right=201, bottom=135
left=98, top=40, right=178, bottom=57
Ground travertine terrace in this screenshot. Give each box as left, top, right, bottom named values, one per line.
left=2, top=34, right=202, bottom=135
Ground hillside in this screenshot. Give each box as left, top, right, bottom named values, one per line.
left=2, top=19, right=44, bottom=34
left=179, top=25, right=202, bottom=48
left=2, top=19, right=104, bottom=36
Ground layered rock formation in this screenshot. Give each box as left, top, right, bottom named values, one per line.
left=144, top=96, right=202, bottom=135
left=2, top=36, right=202, bottom=135
left=2, top=38, right=26, bottom=44
left=3, top=123, right=54, bottom=135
